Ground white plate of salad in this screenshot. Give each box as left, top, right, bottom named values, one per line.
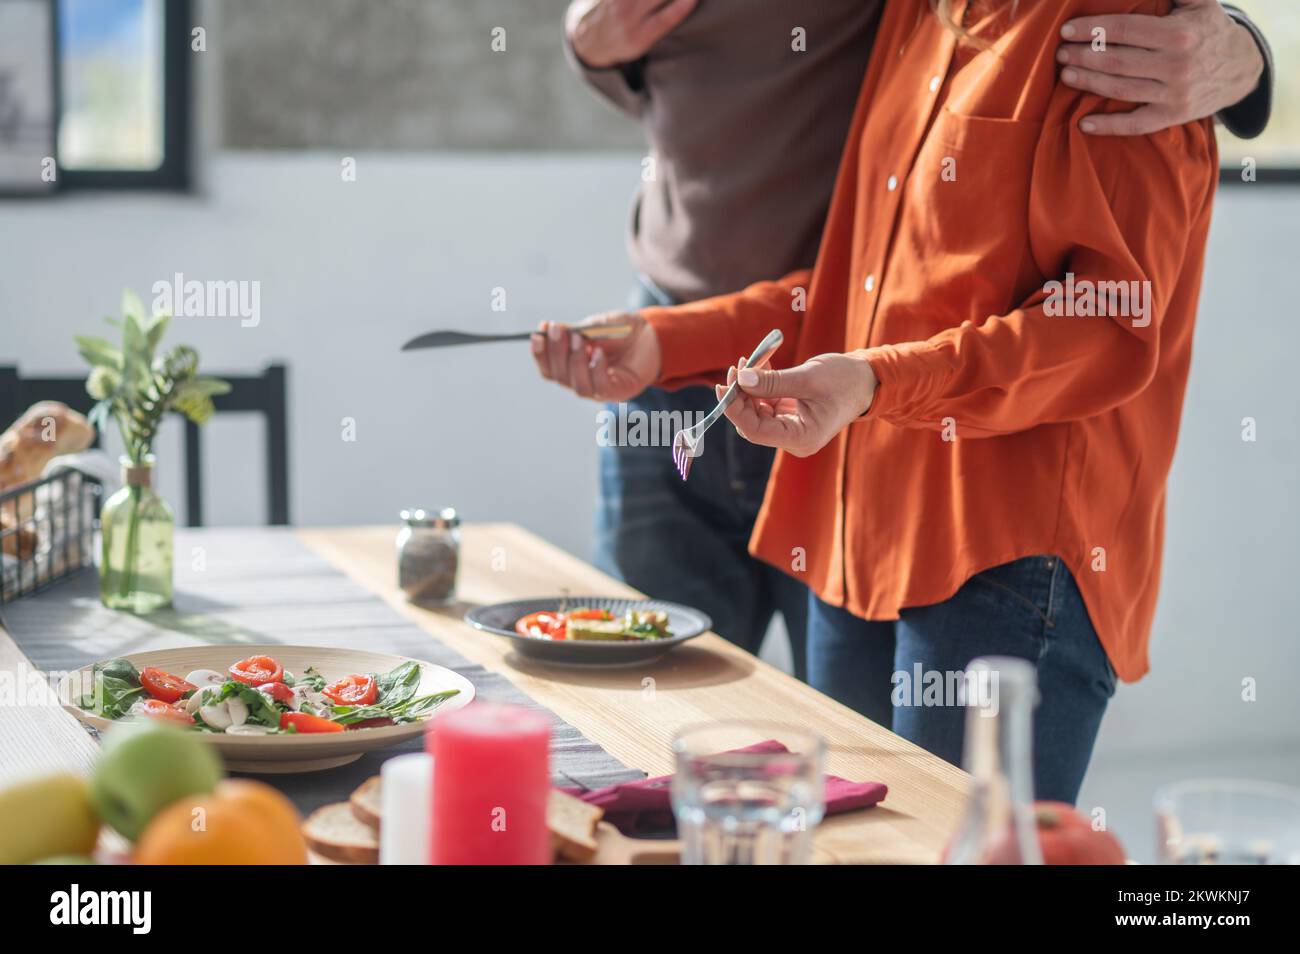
left=58, top=645, right=474, bottom=773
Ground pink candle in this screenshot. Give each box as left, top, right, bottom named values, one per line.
left=427, top=702, right=551, bottom=865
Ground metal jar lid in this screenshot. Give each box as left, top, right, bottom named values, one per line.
left=400, top=507, right=459, bottom=529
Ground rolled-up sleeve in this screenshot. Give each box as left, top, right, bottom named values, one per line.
left=641, top=270, right=810, bottom=390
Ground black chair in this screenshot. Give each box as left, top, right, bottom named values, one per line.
left=0, top=364, right=289, bottom=527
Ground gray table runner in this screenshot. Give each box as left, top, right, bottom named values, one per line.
left=0, top=528, right=644, bottom=813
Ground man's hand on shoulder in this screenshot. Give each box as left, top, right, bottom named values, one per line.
left=1054, top=0, right=1265, bottom=136
left=566, top=0, right=698, bottom=69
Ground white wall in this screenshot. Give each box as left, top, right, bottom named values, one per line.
left=1, top=153, right=639, bottom=559
left=2, top=155, right=1298, bottom=818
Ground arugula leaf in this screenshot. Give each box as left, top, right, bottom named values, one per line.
left=293, top=666, right=326, bottom=692
left=328, top=688, right=460, bottom=726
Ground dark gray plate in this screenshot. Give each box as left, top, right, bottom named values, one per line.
left=465, top=596, right=711, bottom=667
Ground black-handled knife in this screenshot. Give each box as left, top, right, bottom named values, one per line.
left=401, top=322, right=634, bottom=352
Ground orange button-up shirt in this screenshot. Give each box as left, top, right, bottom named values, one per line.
left=641, top=0, right=1217, bottom=682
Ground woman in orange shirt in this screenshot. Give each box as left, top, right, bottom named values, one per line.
left=534, top=0, right=1219, bottom=803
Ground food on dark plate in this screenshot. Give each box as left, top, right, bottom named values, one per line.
left=514, top=607, right=672, bottom=642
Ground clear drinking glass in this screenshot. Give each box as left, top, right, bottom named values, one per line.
left=1154, top=780, right=1300, bottom=865
left=671, top=722, right=826, bottom=865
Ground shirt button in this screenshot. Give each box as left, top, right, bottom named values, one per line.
left=929, top=76, right=941, bottom=93
left=887, top=175, right=898, bottom=192
left=864, top=275, right=876, bottom=293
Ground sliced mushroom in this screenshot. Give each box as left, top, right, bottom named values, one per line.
left=185, top=685, right=218, bottom=715
left=225, top=723, right=273, bottom=736
left=184, top=669, right=227, bottom=688
left=225, top=695, right=249, bottom=727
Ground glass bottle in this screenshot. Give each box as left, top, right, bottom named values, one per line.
left=99, top=456, right=174, bottom=613
left=944, top=656, right=1043, bottom=864
left=396, top=507, right=460, bottom=605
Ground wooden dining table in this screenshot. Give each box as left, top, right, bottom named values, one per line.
left=0, top=523, right=969, bottom=864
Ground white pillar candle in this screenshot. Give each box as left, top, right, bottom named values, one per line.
left=380, top=752, right=434, bottom=865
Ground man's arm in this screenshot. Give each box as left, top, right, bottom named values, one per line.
left=1218, top=5, right=1273, bottom=139
left=1055, top=0, right=1271, bottom=137
left=562, top=0, right=697, bottom=119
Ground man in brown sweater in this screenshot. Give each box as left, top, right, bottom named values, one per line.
left=557, top=0, right=1272, bottom=678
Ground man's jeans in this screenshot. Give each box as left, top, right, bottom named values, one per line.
left=593, top=277, right=809, bottom=677
left=807, top=555, right=1117, bottom=803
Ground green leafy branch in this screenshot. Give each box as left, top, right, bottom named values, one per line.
left=77, top=289, right=231, bottom=464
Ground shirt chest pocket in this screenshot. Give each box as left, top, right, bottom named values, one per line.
left=891, top=109, right=1045, bottom=327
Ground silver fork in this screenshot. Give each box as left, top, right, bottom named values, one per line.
left=671, top=329, right=784, bottom=481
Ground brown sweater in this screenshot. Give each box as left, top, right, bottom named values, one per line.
left=567, top=0, right=884, bottom=303
left=567, top=1, right=1271, bottom=305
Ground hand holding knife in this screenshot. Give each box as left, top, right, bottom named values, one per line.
left=401, top=321, right=634, bottom=352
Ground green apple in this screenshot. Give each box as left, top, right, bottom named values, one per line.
left=0, top=773, right=100, bottom=864
left=90, top=722, right=222, bottom=841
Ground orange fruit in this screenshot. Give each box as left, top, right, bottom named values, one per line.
left=134, top=779, right=308, bottom=865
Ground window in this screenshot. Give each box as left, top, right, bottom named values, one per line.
left=1218, top=1, right=1299, bottom=184
left=0, top=0, right=57, bottom=194
left=0, top=0, right=190, bottom=194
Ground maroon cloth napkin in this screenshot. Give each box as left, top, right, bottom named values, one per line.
left=560, top=740, right=888, bottom=837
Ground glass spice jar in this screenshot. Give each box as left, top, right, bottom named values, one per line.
left=397, top=508, right=460, bottom=606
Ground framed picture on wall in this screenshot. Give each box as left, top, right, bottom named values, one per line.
left=0, top=0, right=57, bottom=195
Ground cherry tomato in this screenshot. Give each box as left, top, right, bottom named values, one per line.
left=135, top=698, right=195, bottom=725
left=323, top=674, right=377, bottom=706
left=258, top=681, right=295, bottom=704
left=514, top=611, right=567, bottom=640
left=140, top=667, right=196, bottom=703
left=229, top=655, right=284, bottom=686
left=279, top=712, right=345, bottom=734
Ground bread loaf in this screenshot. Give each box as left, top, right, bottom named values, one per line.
left=0, top=509, right=37, bottom=558
left=0, top=402, right=95, bottom=491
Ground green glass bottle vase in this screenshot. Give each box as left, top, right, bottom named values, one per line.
left=99, top=456, right=174, bottom=612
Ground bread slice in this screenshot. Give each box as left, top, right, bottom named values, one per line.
left=349, top=776, right=382, bottom=833
left=566, top=617, right=628, bottom=641
left=303, top=802, right=379, bottom=864
left=549, top=789, right=604, bottom=862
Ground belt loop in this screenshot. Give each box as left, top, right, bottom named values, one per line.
left=1044, top=556, right=1061, bottom=627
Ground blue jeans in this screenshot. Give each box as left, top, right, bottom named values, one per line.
left=807, top=555, right=1117, bottom=803
left=594, top=278, right=809, bottom=678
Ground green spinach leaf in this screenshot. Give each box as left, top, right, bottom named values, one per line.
left=208, top=680, right=282, bottom=728
left=77, top=672, right=145, bottom=720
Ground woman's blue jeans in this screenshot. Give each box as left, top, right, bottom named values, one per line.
left=807, top=555, right=1117, bottom=803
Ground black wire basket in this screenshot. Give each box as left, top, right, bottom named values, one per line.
left=0, top=469, right=102, bottom=604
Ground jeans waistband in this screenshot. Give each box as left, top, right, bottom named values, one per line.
left=631, top=274, right=679, bottom=309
